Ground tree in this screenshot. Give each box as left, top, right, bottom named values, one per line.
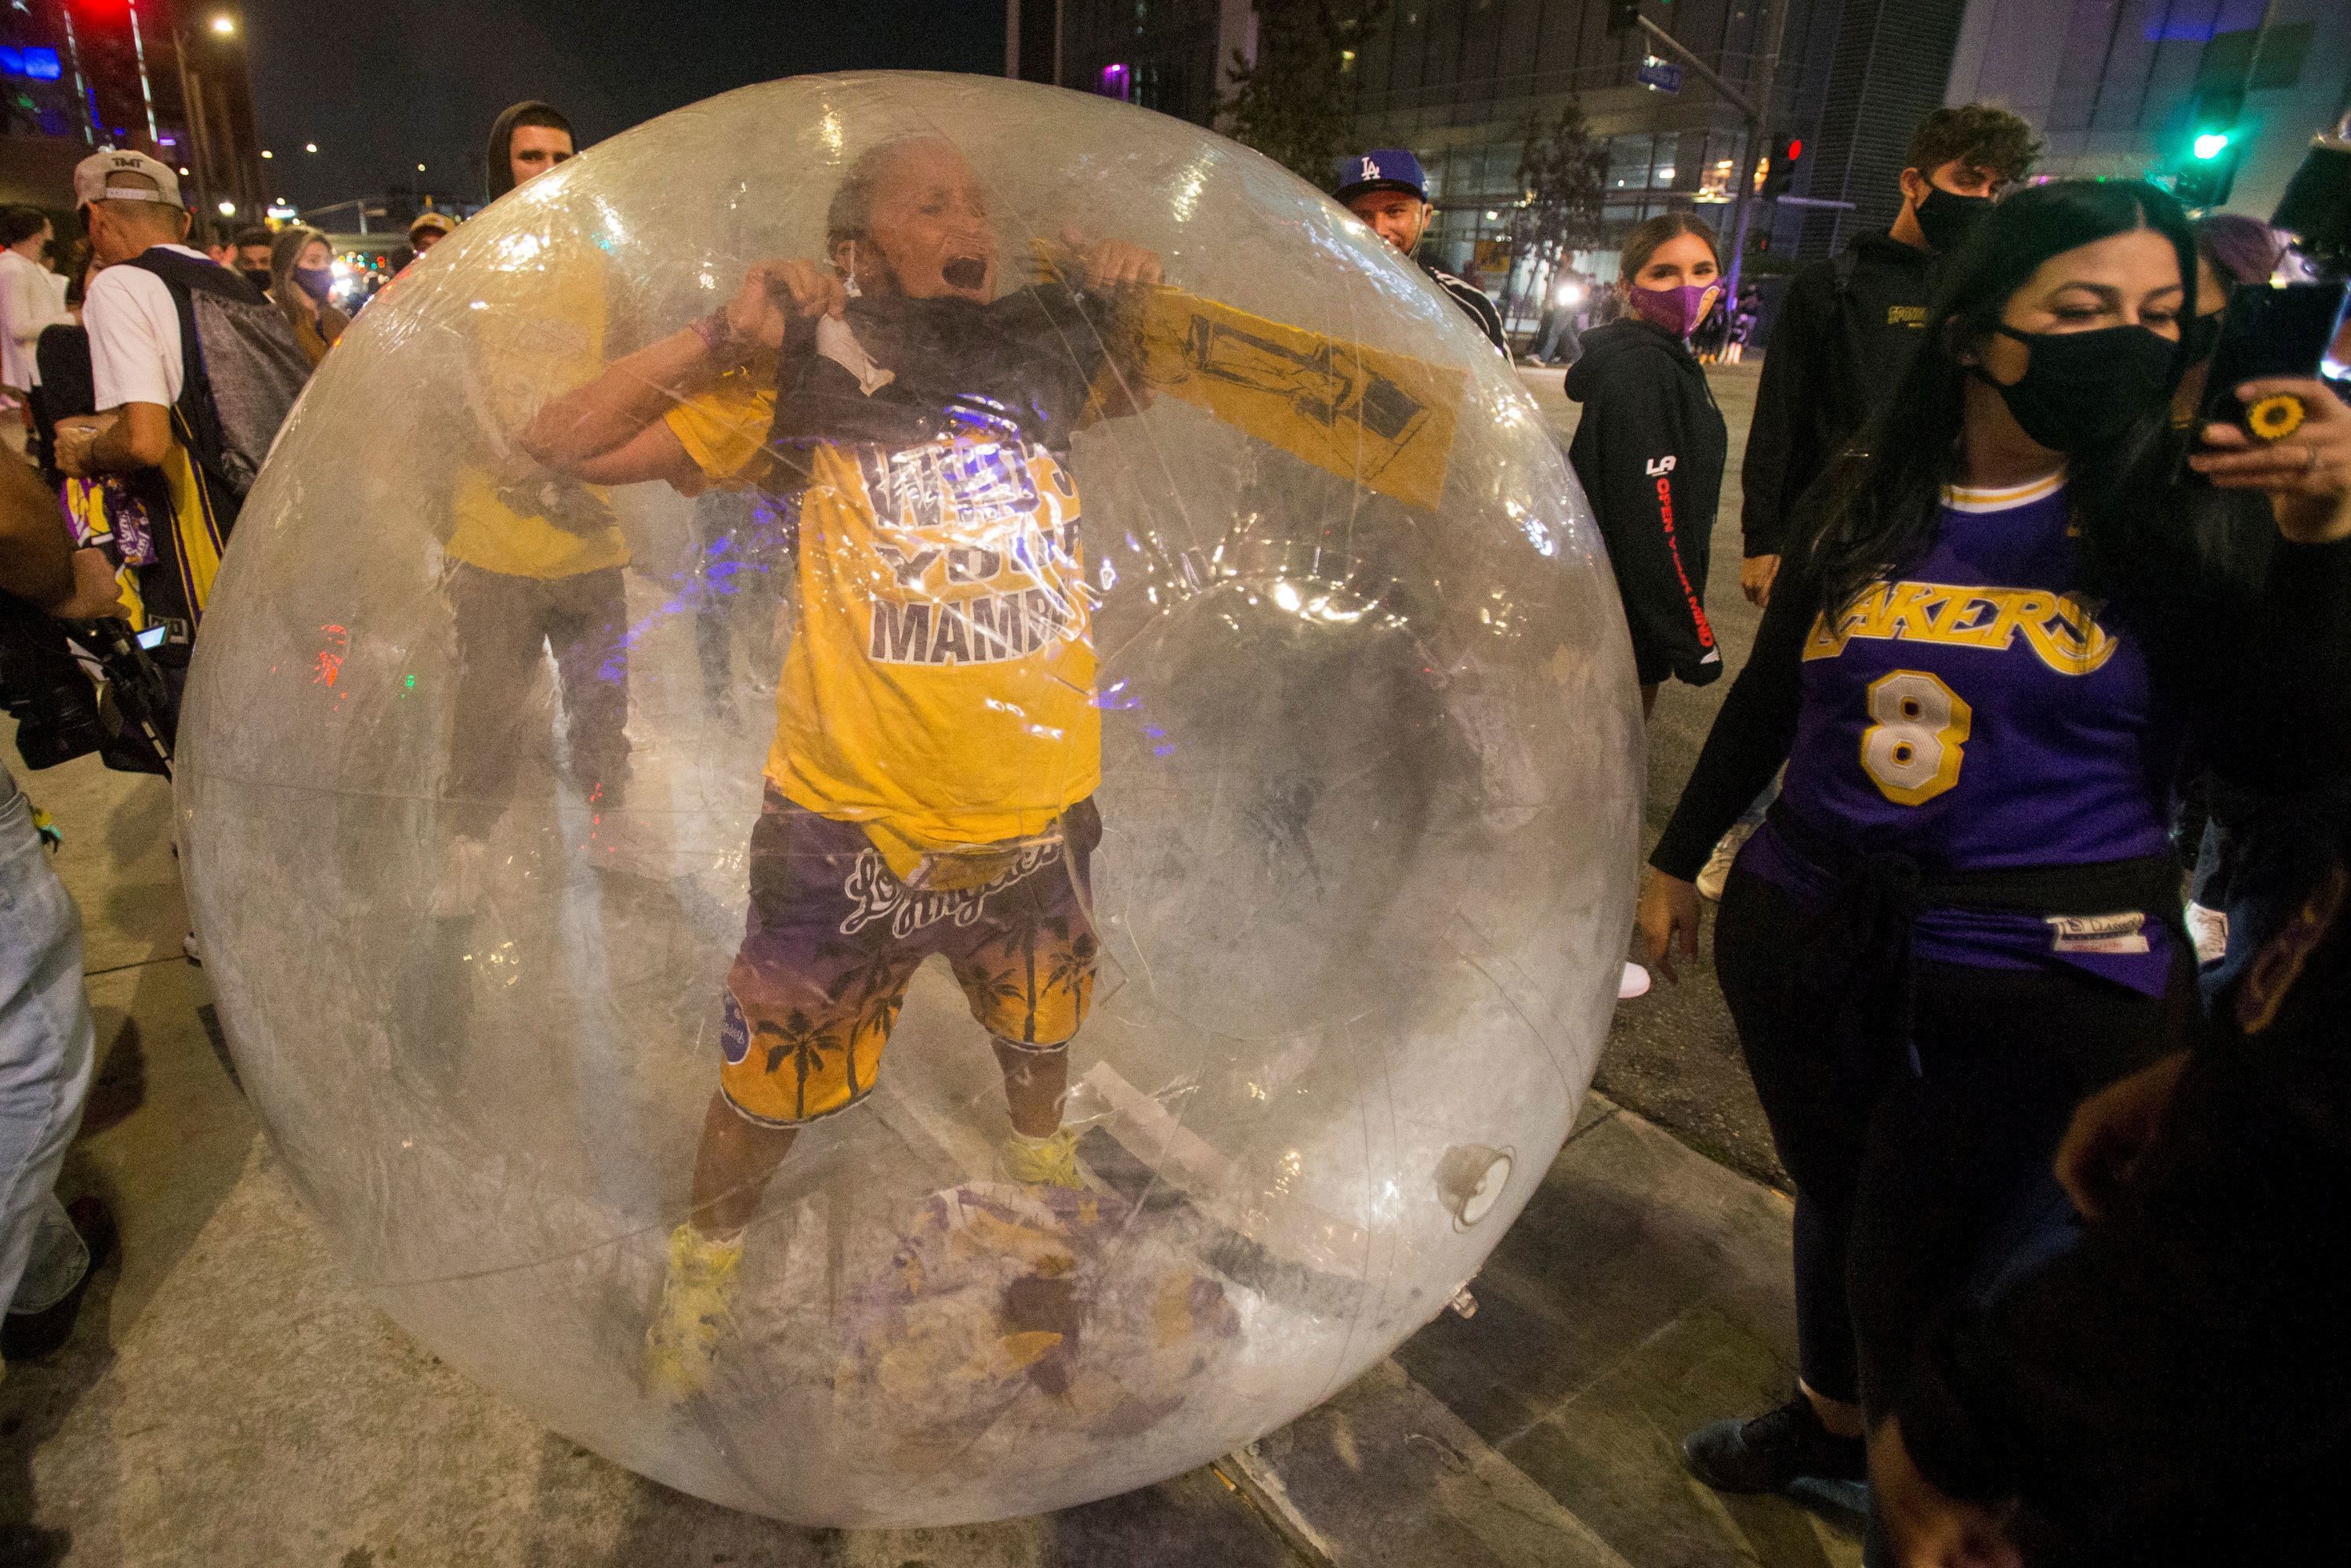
left=1508, top=100, right=1610, bottom=329
left=1219, top=2, right=1390, bottom=185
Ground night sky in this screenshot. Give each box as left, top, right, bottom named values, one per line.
left=240, top=0, right=1006, bottom=211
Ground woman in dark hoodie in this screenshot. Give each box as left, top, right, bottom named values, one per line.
left=1565, top=212, right=1729, bottom=720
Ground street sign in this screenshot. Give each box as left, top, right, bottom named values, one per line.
left=1638, top=56, right=1682, bottom=94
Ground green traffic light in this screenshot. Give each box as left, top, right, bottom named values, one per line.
left=2193, top=132, right=2231, bottom=160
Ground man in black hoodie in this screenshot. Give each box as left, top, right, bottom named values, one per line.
left=484, top=100, right=575, bottom=203
left=1737, top=106, right=2041, bottom=609
left=433, top=99, right=640, bottom=914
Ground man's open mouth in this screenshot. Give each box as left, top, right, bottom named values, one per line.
left=943, top=256, right=988, bottom=291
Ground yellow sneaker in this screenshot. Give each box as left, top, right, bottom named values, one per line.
left=643, top=1222, right=743, bottom=1401
left=1002, top=1124, right=1085, bottom=1189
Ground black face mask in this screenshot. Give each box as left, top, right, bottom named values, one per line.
left=240, top=267, right=273, bottom=293
left=1915, top=186, right=1993, bottom=254
left=1975, top=324, right=2184, bottom=454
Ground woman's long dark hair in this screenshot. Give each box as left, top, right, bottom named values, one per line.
left=1803, top=179, right=2198, bottom=617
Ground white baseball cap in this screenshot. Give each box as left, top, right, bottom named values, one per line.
left=73, top=147, right=184, bottom=211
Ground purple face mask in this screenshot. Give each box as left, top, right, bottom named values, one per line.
left=1628, top=281, right=1720, bottom=339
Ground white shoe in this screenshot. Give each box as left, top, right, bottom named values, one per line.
left=1696, top=821, right=1759, bottom=902
left=430, top=835, right=487, bottom=919
left=2184, top=901, right=2229, bottom=966
left=182, top=930, right=201, bottom=966
left=1617, top=961, right=1651, bottom=1001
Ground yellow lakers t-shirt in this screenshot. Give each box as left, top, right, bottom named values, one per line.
left=667, top=378, right=1100, bottom=853
left=446, top=234, right=630, bottom=580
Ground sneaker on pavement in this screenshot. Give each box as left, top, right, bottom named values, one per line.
left=0, top=1196, right=118, bottom=1363
left=1617, top=961, right=1651, bottom=1001
left=1002, top=1124, right=1085, bottom=1189
left=643, top=1222, right=743, bottom=1402
left=1697, top=821, right=1759, bottom=902
left=1682, top=1393, right=1867, bottom=1494
left=2184, top=900, right=2229, bottom=967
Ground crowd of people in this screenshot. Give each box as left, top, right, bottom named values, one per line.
left=0, top=111, right=536, bottom=1400
left=1, top=77, right=2348, bottom=1568
left=1554, top=100, right=2351, bottom=1566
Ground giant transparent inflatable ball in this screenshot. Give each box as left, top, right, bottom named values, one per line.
left=179, top=73, right=1641, bottom=1524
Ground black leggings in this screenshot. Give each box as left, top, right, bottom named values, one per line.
left=1713, top=865, right=2179, bottom=1407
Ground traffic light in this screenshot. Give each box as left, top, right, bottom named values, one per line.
left=1607, top=2, right=1643, bottom=36
left=2174, top=89, right=2243, bottom=208
left=1760, top=136, right=1803, bottom=197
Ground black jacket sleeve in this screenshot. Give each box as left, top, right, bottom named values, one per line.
left=1570, top=346, right=1722, bottom=692
left=1646, top=551, right=1814, bottom=879
left=1741, top=264, right=1837, bottom=559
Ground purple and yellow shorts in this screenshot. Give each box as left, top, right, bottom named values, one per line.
left=718, top=790, right=1101, bottom=1126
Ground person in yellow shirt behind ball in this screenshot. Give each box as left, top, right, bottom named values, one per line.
left=520, top=135, right=1161, bottom=1398
left=436, top=102, right=639, bottom=912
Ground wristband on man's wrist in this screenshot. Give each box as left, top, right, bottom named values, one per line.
left=689, top=308, right=741, bottom=364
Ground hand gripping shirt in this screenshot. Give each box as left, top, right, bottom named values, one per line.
left=447, top=231, right=631, bottom=580
left=1740, top=473, right=2177, bottom=992
left=666, top=287, right=1125, bottom=864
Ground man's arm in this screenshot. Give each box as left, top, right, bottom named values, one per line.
left=71, top=266, right=181, bottom=476
left=53, top=401, right=172, bottom=478
left=520, top=259, right=825, bottom=473
left=0, top=444, right=74, bottom=608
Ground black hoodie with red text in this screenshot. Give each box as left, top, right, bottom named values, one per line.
left=1564, top=314, right=1726, bottom=689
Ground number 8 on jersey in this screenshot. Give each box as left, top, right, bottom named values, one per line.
left=1860, top=669, right=1971, bottom=806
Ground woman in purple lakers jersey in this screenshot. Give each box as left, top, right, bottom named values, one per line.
left=1636, top=179, right=2351, bottom=1501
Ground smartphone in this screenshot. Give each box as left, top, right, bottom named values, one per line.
left=2195, top=280, right=2350, bottom=442
left=136, top=625, right=169, bottom=651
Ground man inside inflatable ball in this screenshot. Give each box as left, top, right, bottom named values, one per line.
left=518, top=136, right=1162, bottom=1400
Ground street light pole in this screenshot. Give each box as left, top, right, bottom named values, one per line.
left=1722, top=1, right=1787, bottom=301
left=169, top=19, right=215, bottom=232
left=1632, top=2, right=1784, bottom=299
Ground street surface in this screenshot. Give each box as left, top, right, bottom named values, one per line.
left=1523, top=358, right=1788, bottom=1188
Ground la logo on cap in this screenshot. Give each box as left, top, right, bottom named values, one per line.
left=1362, top=156, right=1379, bottom=179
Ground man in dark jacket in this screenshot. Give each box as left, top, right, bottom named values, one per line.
left=484, top=100, right=576, bottom=203
left=1335, top=149, right=1509, bottom=354
left=1738, top=105, right=2040, bottom=608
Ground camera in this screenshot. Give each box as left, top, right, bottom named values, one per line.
left=0, top=592, right=179, bottom=777
left=0, top=593, right=113, bottom=769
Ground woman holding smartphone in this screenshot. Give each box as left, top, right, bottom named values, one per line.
left=1639, top=179, right=2351, bottom=1501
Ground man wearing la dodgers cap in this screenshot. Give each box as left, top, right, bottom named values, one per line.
left=1334, top=148, right=1508, bottom=354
